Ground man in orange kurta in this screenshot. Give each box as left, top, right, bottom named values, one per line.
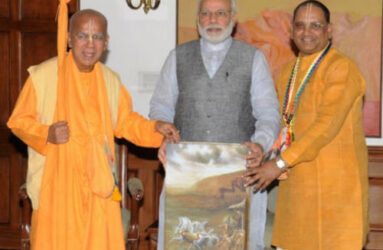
left=7, top=9, right=179, bottom=250
left=244, top=1, right=369, bottom=249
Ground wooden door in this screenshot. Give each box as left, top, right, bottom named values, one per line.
left=366, top=147, right=383, bottom=249
left=0, top=0, right=78, bottom=248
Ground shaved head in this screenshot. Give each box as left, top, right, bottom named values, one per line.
left=69, top=9, right=108, bottom=35
left=293, top=0, right=330, bottom=23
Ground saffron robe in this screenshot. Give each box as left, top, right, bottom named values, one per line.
left=7, top=52, right=162, bottom=250
left=272, top=48, right=369, bottom=250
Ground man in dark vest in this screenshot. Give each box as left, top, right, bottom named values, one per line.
left=149, top=0, right=280, bottom=249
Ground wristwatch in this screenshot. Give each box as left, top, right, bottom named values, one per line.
left=275, top=156, right=288, bottom=171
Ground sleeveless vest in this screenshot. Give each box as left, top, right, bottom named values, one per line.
left=175, top=39, right=256, bottom=142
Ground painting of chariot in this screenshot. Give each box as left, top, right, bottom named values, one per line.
left=165, top=142, right=251, bottom=249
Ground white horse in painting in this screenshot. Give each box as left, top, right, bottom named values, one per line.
left=171, top=216, right=219, bottom=249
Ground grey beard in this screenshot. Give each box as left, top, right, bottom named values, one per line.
left=198, top=20, right=234, bottom=44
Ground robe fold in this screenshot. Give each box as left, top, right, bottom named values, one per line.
left=7, top=51, right=162, bottom=250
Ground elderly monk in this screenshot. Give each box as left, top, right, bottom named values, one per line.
left=7, top=9, right=179, bottom=250
left=244, top=1, right=369, bottom=249
left=149, top=0, right=280, bottom=249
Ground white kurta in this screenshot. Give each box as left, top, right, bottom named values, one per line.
left=150, top=37, right=280, bottom=250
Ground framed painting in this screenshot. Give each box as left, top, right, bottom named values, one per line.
left=165, top=142, right=250, bottom=249
left=177, top=0, right=383, bottom=145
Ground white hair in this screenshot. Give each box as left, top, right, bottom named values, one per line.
left=197, top=0, right=237, bottom=14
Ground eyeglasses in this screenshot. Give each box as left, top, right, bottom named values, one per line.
left=199, top=9, right=231, bottom=19
left=293, top=22, right=327, bottom=31
left=75, top=32, right=105, bottom=42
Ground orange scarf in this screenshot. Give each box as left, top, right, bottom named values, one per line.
left=32, top=51, right=118, bottom=249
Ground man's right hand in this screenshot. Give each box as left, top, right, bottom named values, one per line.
left=47, top=121, right=69, bottom=144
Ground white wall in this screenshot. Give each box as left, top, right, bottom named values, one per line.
left=80, top=0, right=176, bottom=117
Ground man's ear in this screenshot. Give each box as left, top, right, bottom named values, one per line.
left=232, top=11, right=238, bottom=24
left=67, top=32, right=72, bottom=48
left=327, top=23, right=333, bottom=39
left=104, top=35, right=109, bottom=51
left=196, top=15, right=201, bottom=28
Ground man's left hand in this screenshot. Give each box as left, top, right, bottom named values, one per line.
left=154, top=121, right=180, bottom=143
left=243, top=142, right=264, bottom=168
left=243, top=160, right=282, bottom=192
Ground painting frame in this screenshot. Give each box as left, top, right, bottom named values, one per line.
left=176, top=0, right=383, bottom=146
left=164, top=142, right=251, bottom=249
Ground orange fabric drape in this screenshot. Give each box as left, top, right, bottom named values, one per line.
left=32, top=52, right=124, bottom=250
left=57, top=0, right=70, bottom=122
left=57, top=0, right=70, bottom=76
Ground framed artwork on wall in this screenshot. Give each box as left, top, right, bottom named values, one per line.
left=177, top=0, right=383, bottom=145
